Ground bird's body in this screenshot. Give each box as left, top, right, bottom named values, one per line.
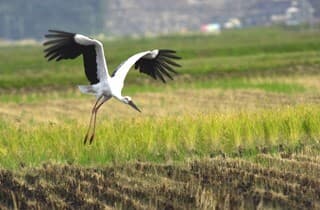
left=43, top=30, right=181, bottom=144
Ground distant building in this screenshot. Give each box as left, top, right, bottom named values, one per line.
left=201, top=23, right=221, bottom=34
left=244, top=0, right=314, bottom=26
left=224, top=18, right=242, bottom=29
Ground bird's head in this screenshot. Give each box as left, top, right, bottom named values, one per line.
left=122, top=96, right=141, bottom=113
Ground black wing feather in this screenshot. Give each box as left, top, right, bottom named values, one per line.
left=155, top=63, right=173, bottom=80
left=159, top=56, right=181, bottom=67
left=82, top=45, right=99, bottom=84
left=134, top=49, right=181, bottom=83
left=43, top=30, right=99, bottom=84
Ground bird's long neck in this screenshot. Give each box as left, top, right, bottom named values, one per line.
left=111, top=92, right=124, bottom=102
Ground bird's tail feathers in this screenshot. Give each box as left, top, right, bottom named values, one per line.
left=78, top=85, right=96, bottom=95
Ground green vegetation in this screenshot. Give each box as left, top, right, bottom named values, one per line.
left=1, top=27, right=320, bottom=90
left=0, top=105, right=319, bottom=169
left=1, top=26, right=320, bottom=209
left=0, top=27, right=320, bottom=169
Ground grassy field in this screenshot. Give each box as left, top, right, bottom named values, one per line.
left=0, top=27, right=320, bottom=209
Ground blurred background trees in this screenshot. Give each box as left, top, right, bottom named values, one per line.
left=0, top=0, right=319, bottom=40
left=0, top=0, right=105, bottom=39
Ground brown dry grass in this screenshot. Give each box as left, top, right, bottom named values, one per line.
left=1, top=151, right=319, bottom=209
left=0, top=87, right=319, bottom=123
left=1, top=72, right=320, bottom=123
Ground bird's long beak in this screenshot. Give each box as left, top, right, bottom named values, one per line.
left=128, top=101, right=141, bottom=112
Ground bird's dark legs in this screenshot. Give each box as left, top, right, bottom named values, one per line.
left=84, top=96, right=103, bottom=144
left=88, top=97, right=108, bottom=144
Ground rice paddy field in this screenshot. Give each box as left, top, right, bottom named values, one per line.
left=0, top=27, right=320, bottom=209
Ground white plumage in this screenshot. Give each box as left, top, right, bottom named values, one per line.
left=43, top=30, right=181, bottom=144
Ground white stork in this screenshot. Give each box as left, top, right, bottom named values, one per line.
left=43, top=30, right=181, bottom=144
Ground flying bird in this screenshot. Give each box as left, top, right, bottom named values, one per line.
left=43, top=30, right=181, bottom=144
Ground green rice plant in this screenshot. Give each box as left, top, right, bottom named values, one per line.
left=0, top=105, right=320, bottom=169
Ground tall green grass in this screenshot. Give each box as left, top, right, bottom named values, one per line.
left=0, top=105, right=319, bottom=169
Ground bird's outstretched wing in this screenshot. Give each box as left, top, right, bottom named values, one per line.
left=111, top=49, right=181, bottom=85
left=43, top=30, right=109, bottom=84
